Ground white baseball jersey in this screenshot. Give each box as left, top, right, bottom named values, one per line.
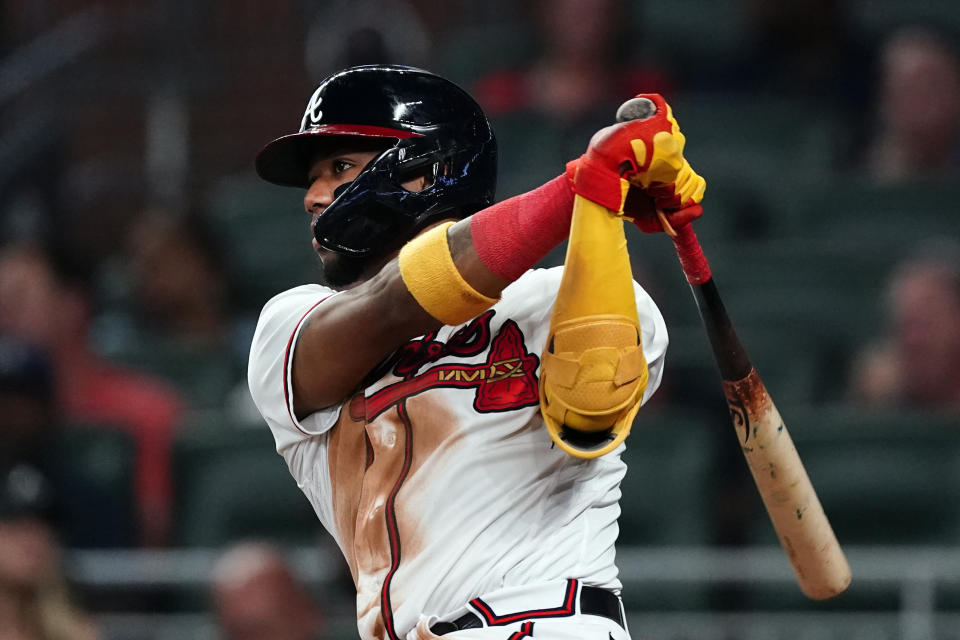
left=247, top=266, right=668, bottom=640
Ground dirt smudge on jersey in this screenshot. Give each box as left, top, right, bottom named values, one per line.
left=353, top=408, right=409, bottom=623
left=405, top=394, right=461, bottom=479
left=348, top=395, right=462, bottom=630
left=393, top=395, right=461, bottom=562
left=326, top=395, right=368, bottom=585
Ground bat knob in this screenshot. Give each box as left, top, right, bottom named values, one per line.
left=616, top=97, right=657, bottom=122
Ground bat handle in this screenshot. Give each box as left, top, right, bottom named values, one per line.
left=670, top=221, right=753, bottom=382
left=670, top=222, right=712, bottom=286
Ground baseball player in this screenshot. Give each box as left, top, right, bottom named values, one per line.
left=247, top=65, right=704, bottom=640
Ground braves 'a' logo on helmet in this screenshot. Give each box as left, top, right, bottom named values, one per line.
left=300, top=87, right=324, bottom=130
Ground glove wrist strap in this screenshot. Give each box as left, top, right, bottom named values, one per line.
left=572, top=155, right=629, bottom=212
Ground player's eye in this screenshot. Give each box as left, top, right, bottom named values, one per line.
left=332, top=159, right=354, bottom=174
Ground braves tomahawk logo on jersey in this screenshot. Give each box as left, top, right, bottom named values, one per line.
left=350, top=311, right=540, bottom=421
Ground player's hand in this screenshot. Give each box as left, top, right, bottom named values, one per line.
left=565, top=159, right=703, bottom=234
left=568, top=93, right=706, bottom=232
left=623, top=185, right=703, bottom=234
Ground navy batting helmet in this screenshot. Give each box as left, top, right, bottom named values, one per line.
left=255, top=65, right=497, bottom=260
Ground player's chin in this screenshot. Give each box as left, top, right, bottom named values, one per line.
left=316, top=249, right=367, bottom=290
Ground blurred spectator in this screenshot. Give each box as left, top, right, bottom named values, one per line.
left=473, top=0, right=672, bottom=121
left=0, top=337, right=136, bottom=548
left=212, top=542, right=324, bottom=640
left=126, top=212, right=232, bottom=348
left=0, top=466, right=99, bottom=640
left=865, top=27, right=960, bottom=183
left=119, top=212, right=248, bottom=411
left=0, top=243, right=183, bottom=546
left=849, top=241, right=960, bottom=409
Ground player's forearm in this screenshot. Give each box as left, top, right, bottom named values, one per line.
left=466, top=173, right=574, bottom=282
left=445, top=218, right=510, bottom=297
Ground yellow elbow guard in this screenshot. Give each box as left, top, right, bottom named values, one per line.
left=399, top=222, right=499, bottom=326
left=539, top=194, right=649, bottom=459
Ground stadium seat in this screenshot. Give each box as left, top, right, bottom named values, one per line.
left=619, top=413, right=716, bottom=546
left=634, top=1, right=746, bottom=68
left=849, top=0, right=960, bottom=40
left=173, top=417, right=319, bottom=547
left=617, top=411, right=718, bottom=612
left=673, top=94, right=846, bottom=184
left=654, top=93, right=852, bottom=244
left=733, top=406, right=960, bottom=613
left=55, top=426, right=138, bottom=547
left=773, top=178, right=960, bottom=243
left=708, top=245, right=886, bottom=339
left=434, top=22, right=535, bottom=87
left=491, top=109, right=615, bottom=200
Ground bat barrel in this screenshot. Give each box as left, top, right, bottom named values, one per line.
left=724, top=371, right=853, bottom=600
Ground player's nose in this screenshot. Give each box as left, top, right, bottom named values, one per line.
left=304, top=178, right=335, bottom=214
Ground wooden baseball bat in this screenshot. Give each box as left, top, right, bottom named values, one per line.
left=670, top=224, right=850, bottom=600
left=614, top=97, right=851, bottom=600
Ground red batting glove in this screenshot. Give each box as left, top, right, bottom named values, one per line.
left=569, top=93, right=706, bottom=233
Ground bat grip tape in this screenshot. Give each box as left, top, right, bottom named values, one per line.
left=671, top=223, right=712, bottom=285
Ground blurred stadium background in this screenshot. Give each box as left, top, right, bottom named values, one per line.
left=1, top=0, right=960, bottom=638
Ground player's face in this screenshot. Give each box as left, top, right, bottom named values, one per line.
left=303, top=142, right=433, bottom=290
left=304, top=145, right=384, bottom=289
left=304, top=147, right=382, bottom=239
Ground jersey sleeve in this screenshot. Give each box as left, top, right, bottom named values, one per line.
left=247, top=284, right=343, bottom=453
left=632, top=277, right=668, bottom=405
